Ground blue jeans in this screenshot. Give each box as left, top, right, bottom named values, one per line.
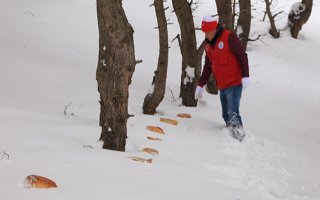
left=219, top=85, right=243, bottom=127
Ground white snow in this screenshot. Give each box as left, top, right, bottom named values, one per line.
left=236, top=25, right=244, bottom=36
left=147, top=84, right=155, bottom=95
left=289, top=2, right=307, bottom=22
left=183, top=66, right=195, bottom=85
left=101, top=59, right=107, bottom=67
left=1, top=0, right=320, bottom=200
left=291, top=2, right=306, bottom=15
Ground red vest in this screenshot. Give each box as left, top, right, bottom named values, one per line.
left=205, top=30, right=242, bottom=89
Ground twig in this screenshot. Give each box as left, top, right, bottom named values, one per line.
left=166, top=87, right=176, bottom=102
left=171, top=34, right=182, bottom=54
left=83, top=145, right=94, bottom=149
left=248, top=34, right=262, bottom=42
left=64, top=103, right=72, bottom=116
left=24, top=11, right=35, bottom=17
left=135, top=60, right=143, bottom=64
left=186, top=125, right=193, bottom=132
left=1, top=151, right=9, bottom=160
left=273, top=11, right=284, bottom=18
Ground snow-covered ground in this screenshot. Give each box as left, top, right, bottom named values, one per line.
left=1, top=0, right=320, bottom=200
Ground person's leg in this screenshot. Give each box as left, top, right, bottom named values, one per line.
left=225, top=85, right=245, bottom=141
left=219, top=89, right=229, bottom=126
left=232, top=85, right=242, bottom=126
left=225, top=85, right=243, bottom=127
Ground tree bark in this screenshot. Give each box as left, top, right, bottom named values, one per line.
left=172, top=0, right=203, bottom=107
left=238, top=0, right=251, bottom=49
left=288, top=0, right=313, bottom=39
left=143, top=0, right=169, bottom=115
left=205, top=76, right=218, bottom=95
left=264, top=0, right=280, bottom=38
left=96, top=0, right=136, bottom=151
left=215, top=0, right=233, bottom=30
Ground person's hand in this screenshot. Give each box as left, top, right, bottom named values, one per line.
left=241, top=77, right=250, bottom=89
left=195, top=86, right=204, bottom=100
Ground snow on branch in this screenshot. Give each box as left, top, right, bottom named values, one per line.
left=183, top=66, right=195, bottom=85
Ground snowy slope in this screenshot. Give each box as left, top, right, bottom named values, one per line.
left=1, top=0, right=320, bottom=200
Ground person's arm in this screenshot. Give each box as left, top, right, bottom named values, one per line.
left=198, top=55, right=212, bottom=87
left=228, top=32, right=249, bottom=77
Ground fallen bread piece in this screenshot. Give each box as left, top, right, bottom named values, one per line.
left=143, top=148, right=159, bottom=155
left=146, top=125, right=164, bottom=134
left=24, top=175, right=57, bottom=189
left=147, top=136, right=163, bottom=141
left=160, top=118, right=178, bottom=125
left=177, top=113, right=192, bottom=118
left=129, top=157, right=153, bottom=164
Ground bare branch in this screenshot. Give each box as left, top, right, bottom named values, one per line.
left=263, top=11, right=267, bottom=22
left=171, top=34, right=182, bottom=54
left=196, top=40, right=205, bottom=55
left=166, top=87, right=176, bottom=102
left=64, top=103, right=72, bottom=116
left=1, top=151, right=9, bottom=160
left=273, top=11, right=284, bottom=18
left=83, top=145, right=94, bottom=149
left=248, top=34, right=262, bottom=42
left=212, top=14, right=219, bottom=18
left=135, top=60, right=143, bottom=64
left=24, top=11, right=35, bottom=17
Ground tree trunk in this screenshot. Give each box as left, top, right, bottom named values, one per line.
left=264, top=0, right=280, bottom=38
left=238, top=0, right=251, bottom=49
left=96, top=0, right=136, bottom=151
left=215, top=0, right=233, bottom=30
left=172, top=0, right=202, bottom=107
left=288, top=0, right=313, bottom=39
left=143, top=0, right=169, bottom=115
left=205, top=76, right=218, bottom=95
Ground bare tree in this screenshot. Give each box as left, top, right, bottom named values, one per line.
left=215, top=0, right=233, bottom=30
left=96, top=0, right=136, bottom=151
left=172, top=0, right=205, bottom=107
left=205, top=77, right=218, bottom=95
left=143, top=0, right=169, bottom=115
left=263, top=0, right=281, bottom=38
left=238, top=0, right=251, bottom=49
left=215, top=0, right=252, bottom=49
left=288, top=0, right=313, bottom=39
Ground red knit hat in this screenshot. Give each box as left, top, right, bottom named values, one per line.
left=201, top=16, right=218, bottom=32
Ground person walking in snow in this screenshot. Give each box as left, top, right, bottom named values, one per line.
left=195, top=15, right=250, bottom=142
